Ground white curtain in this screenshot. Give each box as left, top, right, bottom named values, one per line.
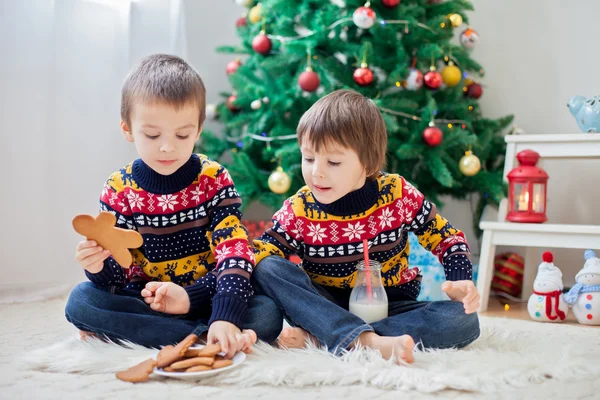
left=0, top=0, right=187, bottom=302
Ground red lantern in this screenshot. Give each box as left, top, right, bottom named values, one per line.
left=506, top=150, right=549, bottom=223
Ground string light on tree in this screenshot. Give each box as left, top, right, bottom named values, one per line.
left=460, top=28, right=480, bottom=49
left=353, top=4, right=376, bottom=29
left=423, top=121, right=443, bottom=146
left=441, top=61, right=461, bottom=87
left=252, top=31, right=272, bottom=55
left=226, top=59, right=242, bottom=75
left=382, top=0, right=401, bottom=7
left=268, top=166, right=292, bottom=194
left=459, top=149, right=481, bottom=176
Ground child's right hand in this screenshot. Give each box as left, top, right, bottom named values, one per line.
left=75, top=240, right=111, bottom=274
left=207, top=321, right=257, bottom=359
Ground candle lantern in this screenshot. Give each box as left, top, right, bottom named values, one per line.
left=506, top=150, right=548, bottom=223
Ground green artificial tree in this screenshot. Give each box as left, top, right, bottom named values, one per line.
left=198, top=0, right=513, bottom=236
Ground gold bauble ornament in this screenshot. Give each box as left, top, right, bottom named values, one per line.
left=441, top=62, right=462, bottom=87
left=449, top=13, right=463, bottom=27
left=459, top=150, right=481, bottom=176
left=248, top=4, right=262, bottom=24
left=268, top=166, right=291, bottom=194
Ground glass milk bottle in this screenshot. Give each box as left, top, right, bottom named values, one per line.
left=349, top=260, right=388, bottom=323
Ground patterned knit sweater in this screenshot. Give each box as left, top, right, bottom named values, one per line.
left=254, top=172, right=472, bottom=300
left=86, top=153, right=255, bottom=327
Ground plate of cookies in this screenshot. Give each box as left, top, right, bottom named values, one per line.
left=153, top=345, right=246, bottom=379
left=115, top=334, right=246, bottom=383
left=153, top=339, right=246, bottom=380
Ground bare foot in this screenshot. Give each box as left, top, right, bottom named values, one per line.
left=352, top=332, right=415, bottom=364
left=277, top=327, right=318, bottom=350
left=78, top=330, right=98, bottom=341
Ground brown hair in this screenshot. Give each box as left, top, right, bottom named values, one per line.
left=121, top=54, right=206, bottom=127
left=297, top=89, right=387, bottom=178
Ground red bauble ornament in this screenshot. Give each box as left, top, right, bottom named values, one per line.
left=226, top=59, right=242, bottom=75
left=382, top=0, right=401, bottom=7
left=353, top=66, right=374, bottom=86
left=424, top=70, right=442, bottom=89
left=465, top=82, right=483, bottom=99
left=236, top=16, right=247, bottom=28
left=252, top=33, right=272, bottom=55
left=422, top=126, right=443, bottom=146
left=298, top=70, right=320, bottom=92
left=226, top=95, right=239, bottom=112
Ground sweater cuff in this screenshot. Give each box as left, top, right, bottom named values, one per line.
left=208, top=293, right=248, bottom=328
left=443, top=253, right=473, bottom=281
left=184, top=283, right=215, bottom=316
left=85, top=257, right=124, bottom=286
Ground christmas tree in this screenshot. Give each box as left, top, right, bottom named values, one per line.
left=199, top=0, right=513, bottom=236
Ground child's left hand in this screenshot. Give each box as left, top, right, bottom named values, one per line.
left=441, top=280, right=480, bottom=314
left=141, top=282, right=190, bottom=315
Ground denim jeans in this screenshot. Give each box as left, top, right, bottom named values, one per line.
left=253, top=256, right=480, bottom=356
left=65, top=281, right=283, bottom=348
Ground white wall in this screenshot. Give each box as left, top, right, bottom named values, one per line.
left=1, top=0, right=597, bottom=301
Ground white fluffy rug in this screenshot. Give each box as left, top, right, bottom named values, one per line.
left=18, top=315, right=600, bottom=395
left=3, top=298, right=600, bottom=399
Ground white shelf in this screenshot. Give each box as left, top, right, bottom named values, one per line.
left=477, top=133, right=600, bottom=312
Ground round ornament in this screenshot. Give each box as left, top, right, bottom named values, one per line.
left=403, top=68, right=423, bottom=90
left=298, top=70, right=320, bottom=92
left=459, top=150, right=481, bottom=176
left=441, top=62, right=461, bottom=87
left=268, top=167, right=292, bottom=194
left=423, top=125, right=443, bottom=146
left=353, top=65, right=374, bottom=86
left=353, top=6, right=376, bottom=29
left=460, top=28, right=480, bottom=49
left=252, top=33, right=272, bottom=55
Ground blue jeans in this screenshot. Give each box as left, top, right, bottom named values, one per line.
left=253, top=256, right=480, bottom=356
left=65, top=281, right=283, bottom=348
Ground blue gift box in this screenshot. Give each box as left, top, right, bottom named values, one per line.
left=408, top=232, right=478, bottom=301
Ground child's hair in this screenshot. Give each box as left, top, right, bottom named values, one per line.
left=297, top=89, right=387, bottom=178
left=121, top=54, right=206, bottom=127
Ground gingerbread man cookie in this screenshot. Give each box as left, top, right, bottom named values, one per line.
left=72, top=212, right=143, bottom=268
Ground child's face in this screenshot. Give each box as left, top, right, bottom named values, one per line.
left=121, top=101, right=201, bottom=176
left=300, top=139, right=367, bottom=204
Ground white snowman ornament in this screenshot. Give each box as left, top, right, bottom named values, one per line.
left=527, top=252, right=568, bottom=322
left=565, top=250, right=600, bottom=325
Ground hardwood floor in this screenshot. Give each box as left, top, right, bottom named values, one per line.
left=480, top=295, right=600, bottom=328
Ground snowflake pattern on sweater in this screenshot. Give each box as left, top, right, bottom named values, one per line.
left=254, top=173, right=472, bottom=300
left=86, top=154, right=255, bottom=327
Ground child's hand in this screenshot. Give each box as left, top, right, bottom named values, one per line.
left=207, top=321, right=257, bottom=359
left=141, top=282, right=190, bottom=315
left=441, top=280, right=480, bottom=314
left=75, top=240, right=111, bottom=274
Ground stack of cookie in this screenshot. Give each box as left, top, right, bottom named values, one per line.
left=116, top=334, right=232, bottom=383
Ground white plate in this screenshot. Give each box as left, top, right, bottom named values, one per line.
left=153, top=345, right=246, bottom=380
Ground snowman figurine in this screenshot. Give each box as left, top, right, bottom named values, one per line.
left=527, top=252, right=569, bottom=322
left=564, top=250, right=600, bottom=325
